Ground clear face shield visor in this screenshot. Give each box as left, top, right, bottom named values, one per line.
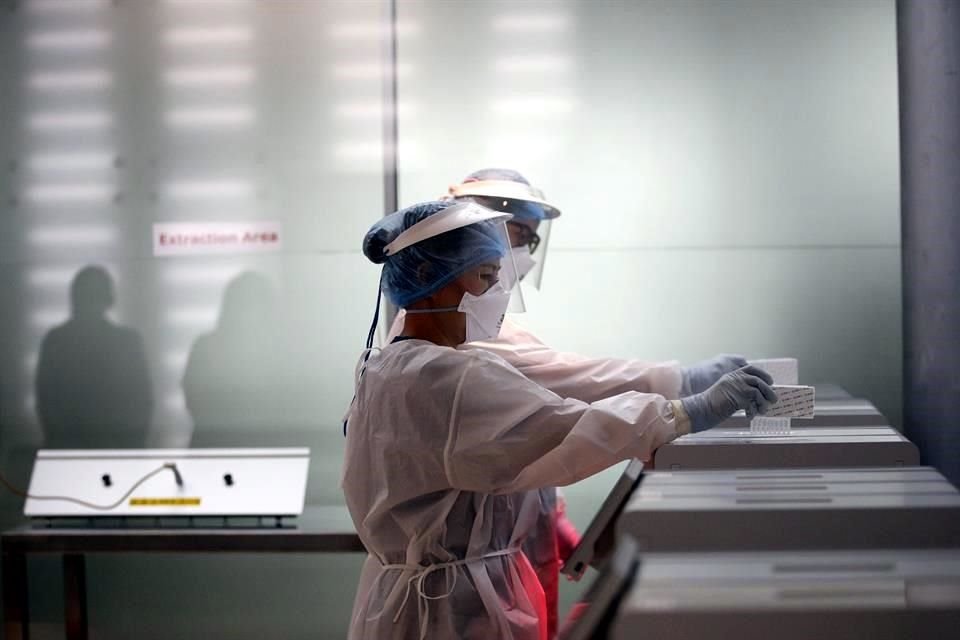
left=455, top=197, right=552, bottom=291
left=506, top=216, right=551, bottom=292
left=383, top=201, right=526, bottom=314
left=472, top=219, right=527, bottom=313
left=447, top=180, right=561, bottom=291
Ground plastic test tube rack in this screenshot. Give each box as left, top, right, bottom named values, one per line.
left=750, top=385, right=816, bottom=435
left=750, top=415, right=792, bottom=435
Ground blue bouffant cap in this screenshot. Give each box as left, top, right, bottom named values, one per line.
left=362, top=200, right=507, bottom=307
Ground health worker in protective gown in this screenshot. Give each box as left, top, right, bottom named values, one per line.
left=342, top=199, right=777, bottom=639
left=387, top=168, right=755, bottom=637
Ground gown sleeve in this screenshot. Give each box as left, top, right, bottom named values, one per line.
left=443, top=349, right=689, bottom=494
left=465, top=317, right=684, bottom=402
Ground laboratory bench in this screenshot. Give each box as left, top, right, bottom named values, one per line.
left=1, top=505, right=364, bottom=640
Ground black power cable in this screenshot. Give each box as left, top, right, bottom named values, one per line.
left=0, top=463, right=184, bottom=511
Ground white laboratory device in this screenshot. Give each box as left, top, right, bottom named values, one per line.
left=617, top=466, right=960, bottom=552
left=652, top=425, right=919, bottom=470
left=612, top=548, right=960, bottom=639
left=24, top=448, right=310, bottom=519
left=561, top=465, right=953, bottom=580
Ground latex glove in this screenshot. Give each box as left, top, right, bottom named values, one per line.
left=680, top=365, right=778, bottom=432
left=681, top=354, right=749, bottom=396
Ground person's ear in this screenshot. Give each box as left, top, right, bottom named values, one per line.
left=432, top=280, right=467, bottom=308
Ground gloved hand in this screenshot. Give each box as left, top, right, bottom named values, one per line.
left=681, top=354, right=749, bottom=396
left=680, top=365, right=778, bottom=432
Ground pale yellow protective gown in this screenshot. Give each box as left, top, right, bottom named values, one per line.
left=386, top=313, right=684, bottom=637
left=388, top=313, right=683, bottom=401
left=465, top=317, right=683, bottom=401
left=341, top=339, right=687, bottom=639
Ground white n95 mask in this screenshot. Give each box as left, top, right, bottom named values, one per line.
left=459, top=282, right=511, bottom=343
left=511, top=246, right=537, bottom=281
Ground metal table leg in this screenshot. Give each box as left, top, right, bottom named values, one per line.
left=2, top=547, right=30, bottom=640
left=63, top=553, right=88, bottom=640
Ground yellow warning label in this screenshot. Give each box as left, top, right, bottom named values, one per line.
left=129, top=498, right=201, bottom=507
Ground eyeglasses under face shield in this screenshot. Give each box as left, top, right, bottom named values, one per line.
left=463, top=196, right=542, bottom=252
left=447, top=178, right=560, bottom=291
left=507, top=220, right=541, bottom=254
left=382, top=201, right=527, bottom=313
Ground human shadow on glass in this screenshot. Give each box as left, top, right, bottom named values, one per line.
left=35, top=265, right=154, bottom=449
left=182, top=271, right=286, bottom=448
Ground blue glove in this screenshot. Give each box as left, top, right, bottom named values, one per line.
left=680, top=365, right=778, bottom=432
left=681, top=354, right=749, bottom=396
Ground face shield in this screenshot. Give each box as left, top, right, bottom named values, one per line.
left=498, top=219, right=527, bottom=312
left=382, top=201, right=525, bottom=314
left=505, top=215, right=551, bottom=291
left=447, top=178, right=561, bottom=291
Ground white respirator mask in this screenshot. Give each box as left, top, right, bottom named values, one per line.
left=511, top=246, right=537, bottom=281
left=406, top=280, right=512, bottom=343
left=458, top=282, right=512, bottom=343
left=382, top=201, right=526, bottom=344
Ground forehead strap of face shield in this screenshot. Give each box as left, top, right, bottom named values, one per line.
left=447, top=179, right=561, bottom=219
left=383, top=202, right=512, bottom=257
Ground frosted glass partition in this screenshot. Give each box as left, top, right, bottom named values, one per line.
left=397, top=0, right=901, bottom=422
left=0, top=0, right=901, bottom=637
left=0, top=0, right=387, bottom=514
left=397, top=0, right=901, bottom=615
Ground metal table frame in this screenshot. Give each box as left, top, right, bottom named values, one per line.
left=2, top=508, right=363, bottom=640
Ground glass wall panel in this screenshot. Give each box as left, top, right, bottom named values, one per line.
left=0, top=0, right=901, bottom=636
left=397, top=0, right=901, bottom=614
left=0, top=1, right=386, bottom=636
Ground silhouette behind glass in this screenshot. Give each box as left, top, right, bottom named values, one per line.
left=35, top=266, right=154, bottom=448
left=183, top=271, right=287, bottom=447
